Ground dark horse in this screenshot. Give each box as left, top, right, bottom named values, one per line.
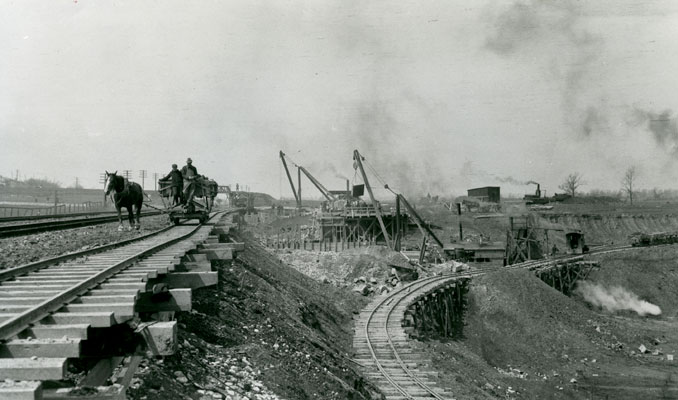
left=104, top=171, right=144, bottom=231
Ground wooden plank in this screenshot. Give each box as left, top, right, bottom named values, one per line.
left=159, top=272, right=217, bottom=289
left=19, top=324, right=89, bottom=340
left=0, top=357, right=67, bottom=380
left=79, top=357, right=124, bottom=387
left=177, top=261, right=212, bottom=272
left=41, top=312, right=114, bottom=328
left=0, top=338, right=82, bottom=358
left=0, top=380, right=42, bottom=400
left=140, top=322, right=177, bottom=356
left=60, top=304, right=134, bottom=317
left=75, top=295, right=137, bottom=304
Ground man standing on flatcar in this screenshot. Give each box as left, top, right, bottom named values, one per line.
left=181, top=158, right=198, bottom=208
left=160, top=164, right=183, bottom=206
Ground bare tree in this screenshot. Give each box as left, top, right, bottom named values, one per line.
left=558, top=173, right=584, bottom=197
left=622, top=166, right=637, bottom=205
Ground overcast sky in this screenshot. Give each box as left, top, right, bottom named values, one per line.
left=2, top=0, right=678, bottom=199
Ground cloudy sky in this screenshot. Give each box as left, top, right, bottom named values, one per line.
left=2, top=0, right=678, bottom=199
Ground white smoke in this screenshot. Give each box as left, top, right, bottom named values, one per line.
left=575, top=281, right=661, bottom=316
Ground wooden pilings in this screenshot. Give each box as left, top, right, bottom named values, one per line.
left=402, top=278, right=470, bottom=340
left=532, top=260, right=599, bottom=295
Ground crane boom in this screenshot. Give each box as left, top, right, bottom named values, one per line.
left=353, top=149, right=392, bottom=249
left=279, top=151, right=300, bottom=207
left=397, top=194, right=445, bottom=248
left=298, top=166, right=335, bottom=202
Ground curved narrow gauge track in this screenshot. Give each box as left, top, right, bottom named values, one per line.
left=0, top=210, right=237, bottom=398
left=353, top=245, right=640, bottom=399
left=0, top=210, right=163, bottom=238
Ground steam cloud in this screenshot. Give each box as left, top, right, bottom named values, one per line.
left=575, top=281, right=661, bottom=316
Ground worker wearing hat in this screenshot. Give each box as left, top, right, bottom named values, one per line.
left=160, top=164, right=183, bottom=206
left=181, top=158, right=198, bottom=208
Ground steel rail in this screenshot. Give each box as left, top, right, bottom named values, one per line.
left=0, top=211, right=163, bottom=238
left=0, top=210, right=227, bottom=341
left=0, top=210, right=123, bottom=223
left=0, top=225, right=175, bottom=282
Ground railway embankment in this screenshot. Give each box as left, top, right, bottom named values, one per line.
left=129, top=231, right=381, bottom=400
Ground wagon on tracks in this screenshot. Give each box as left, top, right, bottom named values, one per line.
left=158, top=177, right=218, bottom=224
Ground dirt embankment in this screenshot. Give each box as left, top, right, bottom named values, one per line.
left=276, top=246, right=413, bottom=288
left=540, top=214, right=678, bottom=245
left=417, top=251, right=678, bottom=400
left=129, top=232, right=380, bottom=400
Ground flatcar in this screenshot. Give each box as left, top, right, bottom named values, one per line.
left=630, top=232, right=678, bottom=247
left=159, top=176, right=218, bottom=224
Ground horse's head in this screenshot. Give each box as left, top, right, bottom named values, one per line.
left=104, top=171, right=122, bottom=196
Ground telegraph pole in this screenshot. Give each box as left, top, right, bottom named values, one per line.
left=139, top=170, right=147, bottom=189
left=123, top=170, right=132, bottom=180
left=99, top=173, right=107, bottom=204
left=152, top=172, right=160, bottom=191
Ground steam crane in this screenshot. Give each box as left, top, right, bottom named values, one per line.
left=279, top=150, right=337, bottom=205
left=353, top=150, right=392, bottom=249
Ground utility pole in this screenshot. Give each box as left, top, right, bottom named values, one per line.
left=153, top=172, right=160, bottom=191
left=75, top=177, right=79, bottom=188
left=99, top=173, right=107, bottom=205
left=123, top=170, right=132, bottom=180
left=139, top=170, right=147, bottom=189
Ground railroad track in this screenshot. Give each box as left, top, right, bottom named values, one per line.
left=0, top=211, right=163, bottom=238
left=353, top=244, right=643, bottom=399
left=0, top=210, right=240, bottom=399
left=0, top=210, right=125, bottom=223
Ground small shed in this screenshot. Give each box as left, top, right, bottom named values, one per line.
left=467, top=186, right=501, bottom=203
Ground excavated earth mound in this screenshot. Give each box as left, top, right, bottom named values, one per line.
left=416, top=258, right=678, bottom=400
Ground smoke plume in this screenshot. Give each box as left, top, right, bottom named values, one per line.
left=493, top=176, right=541, bottom=186
left=575, top=281, right=661, bottom=316
left=631, top=108, right=678, bottom=154
left=484, top=1, right=605, bottom=137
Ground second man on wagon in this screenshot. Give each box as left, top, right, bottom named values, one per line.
left=181, top=158, right=198, bottom=209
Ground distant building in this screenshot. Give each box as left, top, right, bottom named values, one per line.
left=467, top=186, right=500, bottom=203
